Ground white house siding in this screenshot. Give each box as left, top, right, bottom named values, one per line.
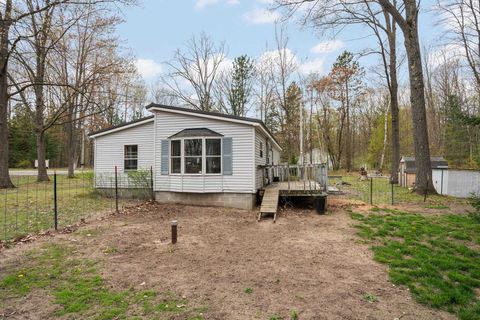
left=94, top=121, right=154, bottom=187
left=254, top=129, right=282, bottom=190
left=255, top=129, right=267, bottom=190
left=273, top=148, right=280, bottom=165
left=154, top=110, right=255, bottom=194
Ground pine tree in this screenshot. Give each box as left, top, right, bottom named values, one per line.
left=282, top=81, right=302, bottom=163
left=445, top=95, right=470, bottom=168
left=227, top=55, right=255, bottom=117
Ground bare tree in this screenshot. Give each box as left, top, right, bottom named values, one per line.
left=0, top=0, right=69, bottom=188
left=275, top=0, right=434, bottom=193
left=255, top=46, right=276, bottom=127
left=164, top=33, right=225, bottom=111
left=437, top=0, right=480, bottom=87
left=270, top=26, right=299, bottom=161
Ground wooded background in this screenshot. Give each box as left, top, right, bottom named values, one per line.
left=1, top=0, right=479, bottom=192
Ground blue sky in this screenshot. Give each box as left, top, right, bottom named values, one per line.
left=116, top=0, right=442, bottom=85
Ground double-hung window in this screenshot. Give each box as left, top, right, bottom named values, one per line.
left=124, top=145, right=138, bottom=170
left=170, top=140, right=181, bottom=173
left=206, top=138, right=221, bottom=174
left=184, top=138, right=203, bottom=174
left=169, top=137, right=222, bottom=175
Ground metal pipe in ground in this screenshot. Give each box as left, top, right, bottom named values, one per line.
left=54, top=172, right=58, bottom=230
left=171, top=220, right=177, bottom=244
left=114, top=166, right=119, bottom=213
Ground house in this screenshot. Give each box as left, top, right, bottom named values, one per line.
left=297, top=148, right=331, bottom=167
left=89, top=104, right=282, bottom=210
left=398, top=156, right=448, bottom=188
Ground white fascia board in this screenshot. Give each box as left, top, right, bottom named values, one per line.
left=89, top=118, right=154, bottom=139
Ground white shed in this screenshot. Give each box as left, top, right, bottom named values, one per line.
left=89, top=104, right=282, bottom=210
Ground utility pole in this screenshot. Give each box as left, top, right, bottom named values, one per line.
left=300, top=98, right=304, bottom=166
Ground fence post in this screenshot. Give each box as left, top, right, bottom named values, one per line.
left=54, top=172, right=58, bottom=230
left=370, top=177, right=373, bottom=205
left=424, top=178, right=429, bottom=202
left=150, top=166, right=154, bottom=201
left=115, top=166, right=119, bottom=213
left=391, top=179, right=394, bottom=205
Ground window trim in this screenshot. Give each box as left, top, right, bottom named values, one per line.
left=124, top=144, right=138, bottom=171
left=170, top=139, right=182, bottom=174
left=205, top=138, right=222, bottom=175
left=169, top=137, right=222, bottom=176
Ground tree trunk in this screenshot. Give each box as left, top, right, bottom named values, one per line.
left=388, top=18, right=400, bottom=184
left=380, top=106, right=388, bottom=169
left=0, top=69, right=12, bottom=188
left=66, top=108, right=77, bottom=178
left=36, top=130, right=49, bottom=181
left=345, top=81, right=351, bottom=172
left=35, top=83, right=49, bottom=182
left=0, top=9, right=13, bottom=188
left=403, top=3, right=434, bottom=193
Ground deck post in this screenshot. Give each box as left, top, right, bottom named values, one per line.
left=287, top=163, right=290, bottom=191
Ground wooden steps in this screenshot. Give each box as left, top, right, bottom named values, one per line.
left=258, top=186, right=280, bottom=222
left=258, top=181, right=325, bottom=223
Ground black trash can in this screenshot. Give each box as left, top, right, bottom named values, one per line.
left=314, top=196, right=327, bottom=214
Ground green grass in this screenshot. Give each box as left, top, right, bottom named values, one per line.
left=244, top=287, right=253, bottom=294
left=350, top=209, right=480, bottom=319
left=362, top=292, right=378, bottom=303
left=338, top=175, right=465, bottom=206
left=0, top=243, right=206, bottom=319
left=0, top=172, right=148, bottom=242
left=290, top=309, right=299, bottom=320
left=424, top=204, right=450, bottom=209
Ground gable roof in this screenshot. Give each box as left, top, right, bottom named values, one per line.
left=146, top=103, right=281, bottom=150
left=169, top=128, right=223, bottom=138
left=88, top=115, right=154, bottom=138
left=400, top=156, right=448, bottom=172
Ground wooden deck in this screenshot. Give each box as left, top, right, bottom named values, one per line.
left=258, top=181, right=325, bottom=222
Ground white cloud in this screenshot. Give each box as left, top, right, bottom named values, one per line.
left=299, top=58, right=325, bottom=75
left=310, top=40, right=344, bottom=54
left=258, top=48, right=324, bottom=75
left=134, top=59, right=163, bottom=80
left=243, top=8, right=280, bottom=25
left=195, top=0, right=239, bottom=9
left=258, top=48, right=299, bottom=69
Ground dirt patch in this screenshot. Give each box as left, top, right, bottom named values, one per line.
left=0, top=200, right=456, bottom=320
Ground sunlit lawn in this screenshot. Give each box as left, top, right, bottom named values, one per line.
left=350, top=207, right=480, bottom=320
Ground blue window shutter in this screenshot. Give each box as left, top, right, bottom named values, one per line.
left=161, top=140, right=169, bottom=175
left=222, top=137, right=232, bottom=175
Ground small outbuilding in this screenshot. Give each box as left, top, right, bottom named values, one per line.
left=398, top=156, right=448, bottom=188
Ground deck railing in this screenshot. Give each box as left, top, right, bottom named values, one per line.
left=260, top=163, right=328, bottom=192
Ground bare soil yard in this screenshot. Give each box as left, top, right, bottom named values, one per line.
left=0, top=198, right=459, bottom=320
